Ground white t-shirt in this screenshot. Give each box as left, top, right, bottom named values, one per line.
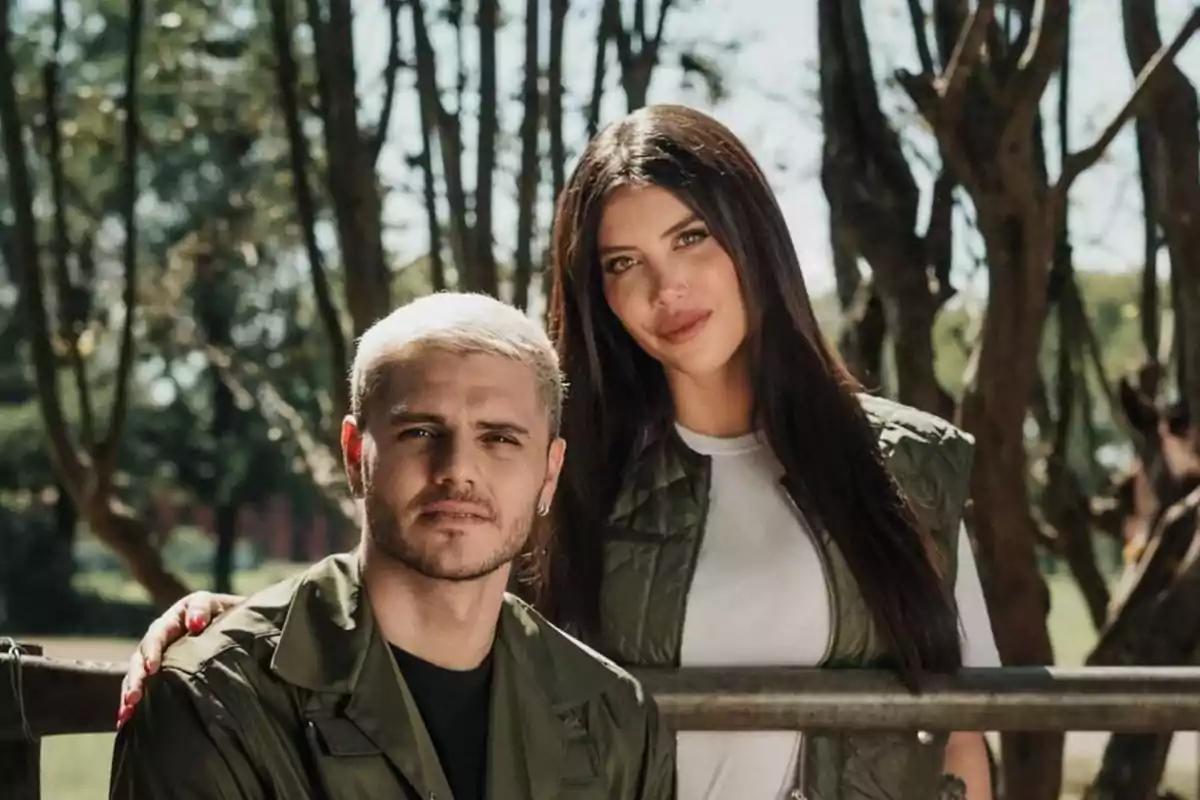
left=674, top=424, right=1001, bottom=800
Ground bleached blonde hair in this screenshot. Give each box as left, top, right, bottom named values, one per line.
left=350, top=292, right=564, bottom=435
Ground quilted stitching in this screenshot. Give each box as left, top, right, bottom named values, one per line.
left=600, top=395, right=977, bottom=799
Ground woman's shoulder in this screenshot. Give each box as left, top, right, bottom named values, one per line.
left=855, top=394, right=974, bottom=532
left=855, top=393, right=974, bottom=461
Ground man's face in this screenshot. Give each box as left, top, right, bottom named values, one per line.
left=342, top=349, right=565, bottom=582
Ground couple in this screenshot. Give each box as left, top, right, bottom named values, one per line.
left=110, top=105, right=999, bottom=800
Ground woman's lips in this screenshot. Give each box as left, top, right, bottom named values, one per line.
left=655, top=310, right=712, bottom=345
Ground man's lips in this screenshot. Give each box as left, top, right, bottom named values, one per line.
left=419, top=500, right=492, bottom=521
left=655, top=310, right=712, bottom=344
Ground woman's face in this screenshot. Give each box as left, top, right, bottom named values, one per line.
left=597, top=184, right=748, bottom=381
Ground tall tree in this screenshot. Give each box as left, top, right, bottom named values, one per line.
left=0, top=0, right=189, bottom=606
left=898, top=2, right=1200, bottom=796
left=818, top=0, right=955, bottom=418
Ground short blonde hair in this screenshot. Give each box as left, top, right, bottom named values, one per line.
left=350, top=292, right=564, bottom=434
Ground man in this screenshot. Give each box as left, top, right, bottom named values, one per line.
left=110, top=292, right=673, bottom=799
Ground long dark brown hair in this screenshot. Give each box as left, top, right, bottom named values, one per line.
left=539, top=104, right=961, bottom=680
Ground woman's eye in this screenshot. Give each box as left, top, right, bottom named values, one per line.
left=678, top=228, right=709, bottom=247
left=604, top=255, right=636, bottom=275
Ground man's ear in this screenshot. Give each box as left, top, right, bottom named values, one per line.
left=538, top=437, right=567, bottom=513
left=342, top=416, right=365, bottom=498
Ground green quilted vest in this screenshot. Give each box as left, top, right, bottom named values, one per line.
left=598, top=394, right=975, bottom=800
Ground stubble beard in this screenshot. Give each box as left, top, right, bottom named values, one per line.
left=364, top=491, right=536, bottom=582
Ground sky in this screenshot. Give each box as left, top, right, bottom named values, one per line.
left=345, top=0, right=1200, bottom=307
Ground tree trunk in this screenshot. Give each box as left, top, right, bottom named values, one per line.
left=416, top=66, right=446, bottom=292
left=212, top=503, right=237, bottom=595
left=963, top=199, right=1062, bottom=800
left=1124, top=0, right=1200, bottom=419
left=1136, top=116, right=1161, bottom=367
left=612, top=0, right=675, bottom=111
left=819, top=0, right=953, bottom=418
left=548, top=0, right=568, bottom=202
left=896, top=0, right=1200, bottom=792
left=306, top=0, right=390, bottom=337
left=0, top=0, right=189, bottom=608
left=512, top=0, right=541, bottom=310
left=587, top=0, right=614, bottom=138
left=1085, top=491, right=1200, bottom=799
left=472, top=0, right=499, bottom=296
left=412, top=0, right=472, bottom=286
left=268, top=0, right=348, bottom=419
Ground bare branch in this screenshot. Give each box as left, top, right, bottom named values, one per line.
left=473, top=0, right=499, bottom=295
left=648, top=0, right=675, bottom=56
left=0, top=0, right=85, bottom=489
left=411, top=0, right=471, bottom=283
left=937, top=0, right=995, bottom=121
left=548, top=0, right=568, bottom=198
left=905, top=0, right=936, bottom=75
left=205, top=345, right=358, bottom=527
left=98, top=0, right=146, bottom=482
left=513, top=0, right=541, bottom=310
left=69, top=242, right=97, bottom=453
left=371, top=0, right=403, bottom=165
left=268, top=0, right=349, bottom=419
left=587, top=0, right=614, bottom=138
left=43, top=0, right=96, bottom=453
left=1005, top=0, right=1070, bottom=120
left=1052, top=8, right=1200, bottom=205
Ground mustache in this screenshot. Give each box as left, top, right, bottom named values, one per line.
left=410, top=485, right=496, bottom=518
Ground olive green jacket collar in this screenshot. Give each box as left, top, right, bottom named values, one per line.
left=270, top=553, right=580, bottom=800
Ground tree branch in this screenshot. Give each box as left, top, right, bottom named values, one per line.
left=411, top=0, right=471, bottom=284
left=43, top=0, right=96, bottom=453
left=905, top=0, right=936, bottom=75
left=648, top=0, right=675, bottom=58
left=0, top=0, right=84, bottom=489
left=1005, top=0, right=1070, bottom=120
left=98, top=0, right=145, bottom=483
left=610, top=0, right=634, bottom=78
left=371, top=0, right=403, bottom=165
left=587, top=0, right=615, bottom=138
left=1051, top=7, right=1200, bottom=208
left=204, top=344, right=357, bottom=526
left=937, top=0, right=995, bottom=120
left=268, top=0, right=349, bottom=420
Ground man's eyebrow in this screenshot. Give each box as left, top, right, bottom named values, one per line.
left=478, top=420, right=531, bottom=437
left=387, top=409, right=445, bottom=425
left=597, top=213, right=701, bottom=256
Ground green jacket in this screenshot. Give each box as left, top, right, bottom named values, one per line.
left=599, top=394, right=975, bottom=800
left=110, top=553, right=673, bottom=800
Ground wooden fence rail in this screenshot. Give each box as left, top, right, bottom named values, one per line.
left=5, top=641, right=1200, bottom=797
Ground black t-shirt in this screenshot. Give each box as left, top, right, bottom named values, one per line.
left=390, top=644, right=493, bottom=800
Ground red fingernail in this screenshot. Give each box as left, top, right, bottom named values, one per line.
left=187, top=616, right=204, bottom=633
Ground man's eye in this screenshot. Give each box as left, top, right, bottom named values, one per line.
left=398, top=428, right=435, bottom=441
left=484, top=433, right=520, bottom=447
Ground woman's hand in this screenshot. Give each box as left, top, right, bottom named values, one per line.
left=943, top=730, right=994, bottom=800
left=116, top=591, right=243, bottom=729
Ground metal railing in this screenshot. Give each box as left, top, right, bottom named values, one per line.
left=4, top=642, right=1200, bottom=798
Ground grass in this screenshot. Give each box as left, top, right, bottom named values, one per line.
left=29, top=571, right=1198, bottom=799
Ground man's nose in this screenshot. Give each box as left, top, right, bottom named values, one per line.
left=430, top=435, right=479, bottom=486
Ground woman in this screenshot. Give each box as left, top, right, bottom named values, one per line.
left=119, top=104, right=998, bottom=800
